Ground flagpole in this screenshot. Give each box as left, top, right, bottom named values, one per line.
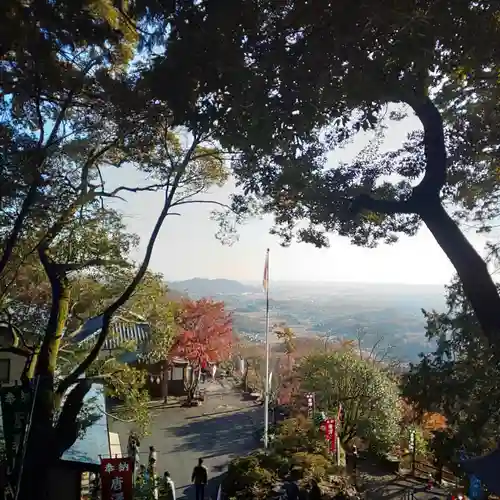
left=263, top=249, right=270, bottom=449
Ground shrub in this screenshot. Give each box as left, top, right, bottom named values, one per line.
left=273, top=416, right=329, bottom=456
left=290, top=451, right=333, bottom=481
left=256, top=451, right=291, bottom=477
left=224, top=454, right=277, bottom=500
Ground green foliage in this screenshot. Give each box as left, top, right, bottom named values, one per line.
left=273, top=416, right=330, bottom=457
left=289, top=452, right=333, bottom=481
left=404, top=276, right=500, bottom=458
left=141, top=0, right=500, bottom=345
left=224, top=417, right=345, bottom=499
left=297, top=351, right=401, bottom=453
left=224, top=454, right=278, bottom=500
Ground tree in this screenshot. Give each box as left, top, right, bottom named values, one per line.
left=143, top=0, right=500, bottom=348
left=57, top=338, right=152, bottom=436
left=2, top=8, right=232, bottom=496
left=274, top=323, right=296, bottom=371
left=235, top=341, right=265, bottom=393
left=403, top=276, right=500, bottom=459
left=297, top=351, right=401, bottom=453
left=169, top=298, right=233, bottom=402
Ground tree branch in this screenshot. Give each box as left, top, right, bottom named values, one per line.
left=96, top=183, right=169, bottom=199
left=350, top=193, right=415, bottom=215
left=56, top=135, right=204, bottom=397
left=0, top=346, right=32, bottom=357
left=0, top=58, right=101, bottom=279
left=407, top=95, right=447, bottom=198
left=170, top=199, right=232, bottom=210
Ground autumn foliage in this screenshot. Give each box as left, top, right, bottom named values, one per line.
left=169, top=298, right=233, bottom=369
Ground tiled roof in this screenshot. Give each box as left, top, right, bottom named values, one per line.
left=71, top=315, right=151, bottom=351
left=103, top=322, right=151, bottom=350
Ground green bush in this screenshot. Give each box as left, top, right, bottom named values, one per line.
left=273, top=416, right=329, bottom=456
left=256, top=451, right=291, bottom=477
left=290, top=451, right=333, bottom=481
left=223, top=455, right=277, bottom=500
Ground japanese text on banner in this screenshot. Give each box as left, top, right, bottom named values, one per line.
left=100, top=457, right=134, bottom=500
left=0, top=386, right=32, bottom=472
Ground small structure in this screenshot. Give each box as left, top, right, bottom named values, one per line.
left=71, top=315, right=195, bottom=398
left=137, top=356, right=191, bottom=398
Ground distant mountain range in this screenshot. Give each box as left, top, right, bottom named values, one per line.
left=165, top=278, right=446, bottom=361
left=167, top=278, right=259, bottom=298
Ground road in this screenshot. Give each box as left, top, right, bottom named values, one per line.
left=109, top=381, right=262, bottom=500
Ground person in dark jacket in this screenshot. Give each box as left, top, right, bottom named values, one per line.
left=191, top=458, right=208, bottom=500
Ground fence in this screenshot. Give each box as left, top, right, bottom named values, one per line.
left=413, top=459, right=459, bottom=486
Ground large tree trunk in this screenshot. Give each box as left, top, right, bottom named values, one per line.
left=420, top=200, right=500, bottom=346
left=17, top=376, right=57, bottom=500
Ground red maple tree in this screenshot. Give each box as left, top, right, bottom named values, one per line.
left=169, top=299, right=233, bottom=398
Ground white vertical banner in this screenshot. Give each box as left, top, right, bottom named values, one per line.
left=268, top=371, right=273, bottom=387
left=240, top=358, right=245, bottom=374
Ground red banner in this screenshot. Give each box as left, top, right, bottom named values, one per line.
left=323, top=418, right=336, bottom=453
left=100, top=457, right=134, bottom=500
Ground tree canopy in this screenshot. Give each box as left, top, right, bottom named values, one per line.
left=1, top=2, right=232, bottom=496
left=404, top=276, right=500, bottom=459
left=141, top=0, right=500, bottom=347
left=297, top=351, right=401, bottom=453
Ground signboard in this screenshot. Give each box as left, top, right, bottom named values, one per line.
left=323, top=418, right=336, bottom=453
left=469, top=475, right=483, bottom=500
left=409, top=430, right=416, bottom=452
left=0, top=386, right=32, bottom=472
left=100, top=457, right=134, bottom=500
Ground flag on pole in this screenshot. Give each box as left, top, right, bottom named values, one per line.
left=263, top=248, right=269, bottom=292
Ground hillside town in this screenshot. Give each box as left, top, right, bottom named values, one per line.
left=1, top=1, right=500, bottom=500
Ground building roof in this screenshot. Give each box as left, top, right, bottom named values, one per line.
left=70, top=315, right=151, bottom=351
left=102, top=322, right=151, bottom=350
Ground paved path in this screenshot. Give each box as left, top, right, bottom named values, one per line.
left=109, top=382, right=262, bottom=500
left=361, top=468, right=449, bottom=500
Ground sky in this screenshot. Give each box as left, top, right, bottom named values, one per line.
left=104, top=111, right=490, bottom=286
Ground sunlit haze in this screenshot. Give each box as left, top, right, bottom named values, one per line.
left=105, top=112, right=489, bottom=286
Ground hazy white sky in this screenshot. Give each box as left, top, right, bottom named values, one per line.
left=105, top=111, right=489, bottom=285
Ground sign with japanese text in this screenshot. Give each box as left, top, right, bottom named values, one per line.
left=322, top=418, right=336, bottom=453
left=100, top=457, right=134, bottom=500
left=0, top=386, right=32, bottom=472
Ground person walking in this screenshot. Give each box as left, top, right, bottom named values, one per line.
left=160, top=471, right=176, bottom=500
left=191, top=458, right=208, bottom=500
left=148, top=446, right=158, bottom=474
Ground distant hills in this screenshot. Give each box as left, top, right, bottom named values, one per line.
left=167, top=278, right=259, bottom=298
left=165, top=277, right=446, bottom=362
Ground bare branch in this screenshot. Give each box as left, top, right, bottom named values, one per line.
left=96, top=183, right=169, bottom=199
left=170, top=199, right=232, bottom=211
